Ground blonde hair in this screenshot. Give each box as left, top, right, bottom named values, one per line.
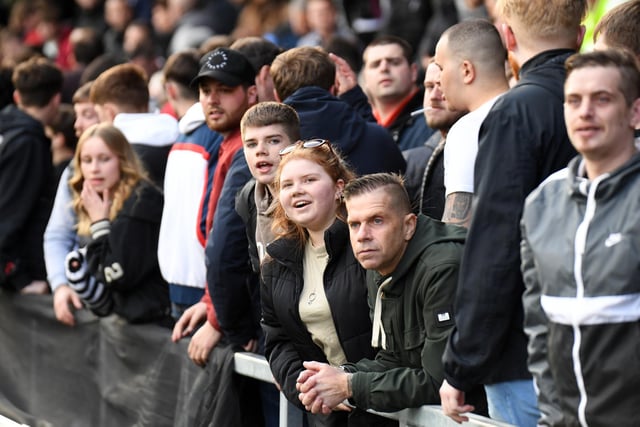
left=497, top=0, right=587, bottom=43
left=271, top=141, right=355, bottom=246
left=69, top=123, right=147, bottom=235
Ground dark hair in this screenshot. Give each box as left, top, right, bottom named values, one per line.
left=231, top=37, right=283, bottom=72
left=440, top=19, right=507, bottom=74
left=49, top=103, right=78, bottom=151
left=12, top=56, right=63, bottom=107
left=0, top=66, right=15, bottom=109
left=365, top=35, right=413, bottom=64
left=565, top=49, right=640, bottom=105
left=70, top=27, right=104, bottom=66
left=163, top=48, right=200, bottom=99
left=344, top=173, right=411, bottom=215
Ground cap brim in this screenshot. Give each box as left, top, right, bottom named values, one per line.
left=190, top=71, right=244, bottom=88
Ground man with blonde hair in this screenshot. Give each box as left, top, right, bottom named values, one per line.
left=439, top=1, right=588, bottom=425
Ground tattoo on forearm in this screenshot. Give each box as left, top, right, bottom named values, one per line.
left=442, top=192, right=473, bottom=227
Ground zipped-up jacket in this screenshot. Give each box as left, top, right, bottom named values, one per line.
left=521, top=153, right=640, bottom=427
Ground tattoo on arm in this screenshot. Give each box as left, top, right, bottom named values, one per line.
left=442, top=192, right=473, bottom=228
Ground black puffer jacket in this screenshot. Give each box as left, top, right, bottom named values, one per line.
left=260, top=220, right=376, bottom=409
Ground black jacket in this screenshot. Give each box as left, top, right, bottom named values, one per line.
left=261, top=220, right=376, bottom=409
left=443, top=49, right=578, bottom=390
left=0, top=105, right=54, bottom=290
left=85, top=181, right=170, bottom=323
left=284, top=86, right=406, bottom=176
left=403, top=132, right=445, bottom=218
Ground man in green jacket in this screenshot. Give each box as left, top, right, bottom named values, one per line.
left=296, top=173, right=486, bottom=415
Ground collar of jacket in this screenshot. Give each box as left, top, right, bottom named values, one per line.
left=266, top=219, right=350, bottom=273
left=519, top=48, right=575, bottom=79
left=568, top=151, right=640, bottom=200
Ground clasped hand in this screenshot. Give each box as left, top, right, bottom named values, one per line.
left=296, top=361, right=352, bottom=414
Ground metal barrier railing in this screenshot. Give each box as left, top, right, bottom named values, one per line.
left=233, top=352, right=515, bottom=427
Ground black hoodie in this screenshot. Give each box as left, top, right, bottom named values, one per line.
left=0, top=105, right=54, bottom=290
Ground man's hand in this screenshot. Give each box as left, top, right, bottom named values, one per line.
left=297, top=361, right=352, bottom=414
left=440, top=380, right=475, bottom=423
left=53, top=284, right=83, bottom=326
left=171, top=301, right=207, bottom=342
left=187, top=321, right=222, bottom=367
left=329, top=52, right=358, bottom=96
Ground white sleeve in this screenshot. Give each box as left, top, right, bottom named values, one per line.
left=443, top=119, right=478, bottom=197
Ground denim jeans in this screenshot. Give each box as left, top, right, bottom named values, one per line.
left=484, top=379, right=540, bottom=427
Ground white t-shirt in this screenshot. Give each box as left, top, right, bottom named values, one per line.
left=444, top=94, right=503, bottom=196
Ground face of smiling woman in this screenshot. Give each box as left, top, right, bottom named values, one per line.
left=278, top=158, right=344, bottom=243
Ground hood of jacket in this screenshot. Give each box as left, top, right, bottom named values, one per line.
left=114, top=113, right=179, bottom=147
left=178, top=102, right=206, bottom=135
left=0, top=105, right=45, bottom=144
left=284, top=86, right=366, bottom=156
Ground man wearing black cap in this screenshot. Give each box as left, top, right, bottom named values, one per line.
left=175, top=46, right=258, bottom=366
left=176, top=47, right=267, bottom=424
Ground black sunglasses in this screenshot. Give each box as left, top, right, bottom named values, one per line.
left=279, top=138, right=332, bottom=156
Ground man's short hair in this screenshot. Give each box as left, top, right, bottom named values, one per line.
left=344, top=173, right=412, bottom=215
left=594, top=0, right=640, bottom=58
left=364, top=34, right=414, bottom=64
left=163, top=48, right=200, bottom=100
left=72, top=81, right=93, bottom=104
left=240, top=101, right=301, bottom=142
left=565, top=49, right=640, bottom=106
left=231, top=37, right=283, bottom=72
left=270, top=46, right=335, bottom=101
left=441, top=19, right=507, bottom=74
left=90, top=63, right=149, bottom=111
left=496, top=0, right=587, bottom=42
left=12, top=56, right=63, bottom=107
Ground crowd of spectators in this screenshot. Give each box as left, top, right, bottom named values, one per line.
left=2, top=0, right=640, bottom=426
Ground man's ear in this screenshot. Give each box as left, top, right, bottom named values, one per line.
left=403, top=213, right=417, bottom=241
left=13, top=90, right=21, bottom=106
left=410, top=61, right=418, bottom=84
left=576, top=24, right=586, bottom=49
left=273, top=88, right=281, bottom=102
left=257, top=65, right=270, bottom=86
left=630, top=98, right=640, bottom=129
left=501, top=23, right=517, bottom=52
left=461, top=60, right=475, bottom=85
left=247, top=85, right=258, bottom=105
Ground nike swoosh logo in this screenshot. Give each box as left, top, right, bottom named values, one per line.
left=604, top=233, right=623, bottom=248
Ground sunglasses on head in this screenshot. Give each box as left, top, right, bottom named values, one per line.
left=279, top=138, right=332, bottom=156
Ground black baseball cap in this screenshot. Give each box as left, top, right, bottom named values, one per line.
left=191, top=47, right=256, bottom=87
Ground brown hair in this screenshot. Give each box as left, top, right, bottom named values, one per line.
left=565, top=49, right=640, bottom=106
left=344, top=173, right=411, bottom=216
left=240, top=101, right=301, bottom=142
left=270, top=46, right=335, bottom=101
left=89, top=63, right=149, bottom=112
left=594, top=0, right=640, bottom=58
left=364, top=35, right=413, bottom=64
left=12, top=56, right=63, bottom=107
left=271, top=141, right=355, bottom=246
left=70, top=123, right=148, bottom=235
